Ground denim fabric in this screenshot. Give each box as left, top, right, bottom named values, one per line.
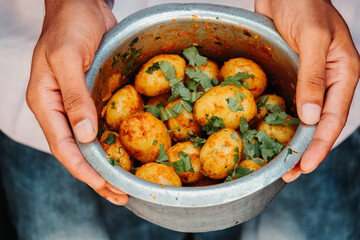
left=1, top=129, right=359, bottom=240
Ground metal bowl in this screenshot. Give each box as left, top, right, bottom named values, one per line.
left=78, top=3, right=315, bottom=233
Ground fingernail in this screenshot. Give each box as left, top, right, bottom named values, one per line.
left=302, top=103, right=321, bottom=125
left=73, top=118, right=95, bottom=143
left=108, top=187, right=124, bottom=195
left=106, top=197, right=121, bottom=205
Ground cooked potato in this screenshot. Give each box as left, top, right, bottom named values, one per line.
left=134, top=54, right=186, bottom=97
left=165, top=99, right=201, bottom=141
left=186, top=59, right=219, bottom=81
left=220, top=58, right=267, bottom=98
left=100, top=131, right=133, bottom=172
left=256, top=94, right=286, bottom=120
left=135, top=162, right=182, bottom=187
left=257, top=117, right=298, bottom=145
left=167, top=141, right=203, bottom=184
left=239, top=158, right=267, bottom=172
left=119, top=112, right=172, bottom=163
left=193, top=85, right=257, bottom=129
left=105, top=85, right=144, bottom=129
left=147, top=93, right=171, bottom=106
left=200, top=128, right=242, bottom=179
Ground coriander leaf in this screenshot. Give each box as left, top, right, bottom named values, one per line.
left=251, top=157, right=265, bottom=166
left=243, top=140, right=261, bottom=159
left=265, top=103, right=283, bottom=113
left=108, top=157, right=120, bottom=166
left=212, top=78, right=219, bottom=86
left=146, top=62, right=160, bottom=74
left=211, top=148, right=218, bottom=156
left=159, top=106, right=168, bottom=121
left=233, top=147, right=240, bottom=163
left=264, top=106, right=300, bottom=126
left=156, top=144, right=171, bottom=166
left=257, top=96, right=269, bottom=111
left=233, top=165, right=254, bottom=178
left=144, top=104, right=161, bottom=119
left=167, top=126, right=181, bottom=134
left=183, top=46, right=208, bottom=66
left=104, top=133, right=116, bottom=145
left=166, top=103, right=183, bottom=119
left=187, top=79, right=200, bottom=91
left=226, top=97, right=244, bottom=112
left=221, top=72, right=254, bottom=88
left=202, top=115, right=226, bottom=135
left=111, top=101, right=115, bottom=109
left=284, top=148, right=298, bottom=162
left=185, top=68, right=213, bottom=92
left=188, top=130, right=194, bottom=135
left=152, top=140, right=158, bottom=145
left=236, top=91, right=246, bottom=101
left=186, top=136, right=207, bottom=147
left=172, top=151, right=194, bottom=175
left=160, top=61, right=177, bottom=81
left=239, top=117, right=249, bottom=134
left=169, top=82, right=191, bottom=102
left=230, top=132, right=239, bottom=140
left=181, top=100, right=193, bottom=113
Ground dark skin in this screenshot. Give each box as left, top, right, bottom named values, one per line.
left=26, top=0, right=360, bottom=205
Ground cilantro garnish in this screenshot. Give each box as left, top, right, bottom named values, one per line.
left=183, top=46, right=208, bottom=66
left=251, top=157, right=265, bottom=166
left=230, top=132, right=239, bottom=140
left=168, top=82, right=191, bottom=102
left=211, top=148, right=218, bottom=156
left=104, top=133, right=116, bottom=145
left=257, top=96, right=269, bottom=111
left=166, top=103, right=183, bottom=119
left=226, top=165, right=254, bottom=182
left=144, top=104, right=161, bottom=119
left=156, top=144, right=171, bottom=166
left=167, top=126, right=181, bottom=134
left=108, top=157, right=120, bottom=167
left=111, top=101, right=115, bottom=109
left=284, top=148, right=298, bottom=162
left=181, top=100, right=193, bottom=113
left=186, top=136, right=207, bottom=147
left=172, top=151, right=194, bottom=175
left=152, top=140, right=158, bottom=145
left=256, top=130, right=284, bottom=162
left=185, top=68, right=214, bottom=92
left=233, top=147, right=240, bottom=163
left=221, top=72, right=254, bottom=88
left=236, top=91, right=246, bottom=101
left=160, top=61, right=177, bottom=81
left=146, top=62, right=160, bottom=74
left=188, top=130, right=194, bottom=136
left=226, top=97, right=244, bottom=112
left=202, top=115, right=226, bottom=135
left=264, top=104, right=300, bottom=126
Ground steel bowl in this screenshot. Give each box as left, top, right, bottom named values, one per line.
left=78, top=3, right=316, bottom=233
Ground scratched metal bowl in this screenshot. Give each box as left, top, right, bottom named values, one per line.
left=78, top=3, right=315, bottom=232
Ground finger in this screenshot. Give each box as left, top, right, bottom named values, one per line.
left=254, top=0, right=273, bottom=19
left=106, top=182, right=127, bottom=195
left=98, top=0, right=118, bottom=31
left=300, top=80, right=355, bottom=173
left=95, top=187, right=128, bottom=205
left=27, top=51, right=106, bottom=190
left=47, top=47, right=98, bottom=143
left=282, top=163, right=301, bottom=183
left=296, top=29, right=332, bottom=125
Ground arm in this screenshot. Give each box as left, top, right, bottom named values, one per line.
left=26, top=0, right=127, bottom=205
left=255, top=0, right=360, bottom=182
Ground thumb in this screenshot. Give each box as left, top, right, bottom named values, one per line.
left=49, top=47, right=98, bottom=143
left=296, top=29, right=331, bottom=124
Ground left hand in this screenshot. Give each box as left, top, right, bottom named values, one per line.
left=255, top=0, right=360, bottom=182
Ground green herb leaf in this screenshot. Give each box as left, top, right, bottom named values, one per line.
left=181, top=100, right=193, bottom=113
left=239, top=117, right=249, bottom=134
left=104, top=133, right=116, bottom=145
left=186, top=136, right=207, bottom=147
left=251, top=157, right=265, bottom=166
left=185, top=68, right=214, bottom=92
left=144, top=104, right=161, bottom=119
left=211, top=148, right=218, bottom=156
left=264, top=105, right=300, bottom=126
left=152, top=140, right=158, bottom=145
left=108, top=157, right=120, bottom=166
left=146, top=62, right=160, bottom=74
left=167, top=126, right=181, bottom=134
left=202, top=115, right=226, bottom=135
left=221, top=72, right=254, bottom=88
left=166, top=103, right=183, bottom=119
left=230, top=132, right=239, bottom=140
left=226, top=97, right=244, bottom=112
left=233, top=165, right=254, bottom=178
left=284, top=148, right=298, bottom=162
left=172, top=151, right=194, bottom=175
left=111, top=101, right=115, bottom=109
left=160, top=61, right=177, bottom=81
left=233, top=147, right=240, bottom=163
left=156, top=144, right=171, bottom=166
left=257, top=96, right=269, bottom=111
left=236, top=91, right=247, bottom=101
left=188, top=130, right=194, bottom=135
left=183, top=46, right=208, bottom=66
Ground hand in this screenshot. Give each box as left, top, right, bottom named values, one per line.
left=255, top=0, right=360, bottom=182
left=26, top=0, right=127, bottom=205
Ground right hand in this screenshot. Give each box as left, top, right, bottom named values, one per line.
left=26, top=0, right=127, bottom=205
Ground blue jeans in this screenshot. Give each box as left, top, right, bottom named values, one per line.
left=1, top=129, right=359, bottom=240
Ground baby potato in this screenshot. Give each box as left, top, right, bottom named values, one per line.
left=193, top=85, right=257, bottom=129
left=220, top=58, right=267, bottom=98
left=166, top=99, right=202, bottom=141
left=256, top=94, right=286, bottom=120
left=257, top=117, right=298, bottom=145
left=239, top=158, right=267, bottom=172
left=105, top=85, right=144, bottom=129
left=134, top=54, right=186, bottom=97
left=147, top=93, right=171, bottom=106
left=200, top=128, right=243, bottom=179
left=135, top=163, right=182, bottom=187
left=119, top=112, right=172, bottom=163
left=167, top=141, right=203, bottom=184
left=100, top=131, right=133, bottom=172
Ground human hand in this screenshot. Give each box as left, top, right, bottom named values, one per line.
left=26, top=0, right=127, bottom=205
left=255, top=0, right=360, bottom=182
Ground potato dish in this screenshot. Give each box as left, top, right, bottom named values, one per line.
left=98, top=46, right=299, bottom=187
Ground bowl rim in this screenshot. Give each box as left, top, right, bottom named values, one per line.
left=79, top=3, right=316, bottom=208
